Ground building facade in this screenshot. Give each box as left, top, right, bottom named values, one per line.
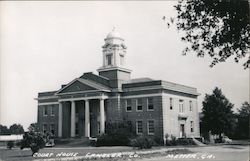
left=36, top=30, right=200, bottom=141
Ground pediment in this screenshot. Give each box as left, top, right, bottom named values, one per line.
left=57, top=79, right=97, bottom=94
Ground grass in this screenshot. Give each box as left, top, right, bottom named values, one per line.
left=0, top=146, right=192, bottom=161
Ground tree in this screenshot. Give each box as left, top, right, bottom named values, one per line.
left=28, top=123, right=40, bottom=133
left=165, top=0, right=250, bottom=68
left=20, top=131, right=45, bottom=155
left=0, top=125, right=10, bottom=135
left=235, top=102, right=250, bottom=139
left=201, top=87, right=235, bottom=137
left=9, top=124, right=24, bottom=134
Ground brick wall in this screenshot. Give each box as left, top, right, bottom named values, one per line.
left=121, top=96, right=163, bottom=139
left=37, top=104, right=59, bottom=137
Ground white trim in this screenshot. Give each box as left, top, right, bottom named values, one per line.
left=50, top=123, right=55, bottom=134
left=122, top=93, right=162, bottom=99
left=179, top=99, right=184, bottom=113
left=123, top=85, right=163, bottom=92
left=123, top=85, right=200, bottom=96
left=58, top=95, right=108, bottom=102
left=147, top=97, right=154, bottom=111
left=55, top=78, right=111, bottom=95
left=97, top=66, right=132, bottom=73
left=147, top=119, right=155, bottom=135
left=50, top=105, right=55, bottom=116
left=55, top=78, right=79, bottom=94
left=38, top=102, right=59, bottom=106
left=56, top=90, right=109, bottom=96
left=125, top=99, right=132, bottom=112
left=190, top=121, right=194, bottom=133
left=42, top=123, right=47, bottom=133
left=43, top=106, right=48, bottom=116
left=170, top=97, right=173, bottom=110
left=189, top=100, right=193, bottom=111
left=136, top=98, right=143, bottom=112
left=115, top=91, right=198, bottom=100
left=35, top=96, right=58, bottom=100
left=162, top=93, right=198, bottom=101
left=136, top=120, right=143, bottom=135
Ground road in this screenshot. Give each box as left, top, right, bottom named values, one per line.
left=136, top=145, right=249, bottom=161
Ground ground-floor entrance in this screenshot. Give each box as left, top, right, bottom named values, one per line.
left=59, top=98, right=107, bottom=138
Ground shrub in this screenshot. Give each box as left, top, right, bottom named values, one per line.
left=96, top=121, right=134, bottom=146
left=176, top=138, right=196, bottom=145
left=7, top=141, right=14, bottom=149
left=19, top=131, right=45, bottom=155
left=154, top=136, right=164, bottom=146
left=130, top=135, right=154, bottom=149
left=96, top=133, right=130, bottom=146
left=165, top=134, right=177, bottom=146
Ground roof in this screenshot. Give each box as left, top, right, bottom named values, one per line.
left=38, top=91, right=57, bottom=97
left=80, top=72, right=110, bottom=87
left=55, top=77, right=111, bottom=95
left=77, top=78, right=110, bottom=91
left=125, top=77, right=154, bottom=83
left=122, top=79, right=199, bottom=96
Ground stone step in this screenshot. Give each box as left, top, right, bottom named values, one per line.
left=54, top=137, right=91, bottom=147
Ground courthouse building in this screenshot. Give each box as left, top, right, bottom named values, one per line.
left=36, top=30, right=200, bottom=141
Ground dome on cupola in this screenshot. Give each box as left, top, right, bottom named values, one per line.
left=105, top=27, right=124, bottom=40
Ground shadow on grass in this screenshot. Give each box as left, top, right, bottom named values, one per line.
left=9, top=154, right=32, bottom=158
left=222, top=146, right=244, bottom=149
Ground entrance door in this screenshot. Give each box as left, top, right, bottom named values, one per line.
left=180, top=124, right=185, bottom=138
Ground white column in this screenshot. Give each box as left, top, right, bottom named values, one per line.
left=114, top=51, right=117, bottom=66
left=58, top=102, right=63, bottom=137
left=103, top=53, right=106, bottom=67
left=100, top=98, right=105, bottom=134
left=85, top=100, right=90, bottom=137
left=70, top=101, right=76, bottom=137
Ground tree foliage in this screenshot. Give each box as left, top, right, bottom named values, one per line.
left=235, top=102, right=250, bottom=139
left=9, top=124, right=24, bottom=134
left=201, top=87, right=235, bottom=136
left=0, top=123, right=24, bottom=135
left=0, top=125, right=10, bottom=135
left=20, top=131, right=45, bottom=155
left=166, top=0, right=250, bottom=68
left=28, top=123, right=40, bottom=133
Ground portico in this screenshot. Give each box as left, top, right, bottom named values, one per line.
left=57, top=95, right=107, bottom=138
left=54, top=77, right=110, bottom=138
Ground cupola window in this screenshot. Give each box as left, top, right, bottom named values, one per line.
left=107, top=54, right=112, bottom=65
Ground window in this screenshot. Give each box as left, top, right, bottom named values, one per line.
left=120, top=54, right=124, bottom=65
left=170, top=98, right=173, bottom=110
left=136, top=98, right=142, bottom=111
left=107, top=54, right=112, bottom=65
left=147, top=98, right=154, bottom=110
left=43, top=106, right=48, bottom=116
left=179, top=99, right=184, bottom=113
left=147, top=120, right=155, bottom=135
left=43, top=124, right=47, bottom=134
left=126, top=99, right=132, bottom=111
left=50, top=124, right=55, bottom=135
left=136, top=120, right=143, bottom=134
left=51, top=106, right=55, bottom=116
left=189, top=101, right=193, bottom=111
left=190, top=121, right=194, bottom=132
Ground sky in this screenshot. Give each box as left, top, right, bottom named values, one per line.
left=0, top=1, right=249, bottom=130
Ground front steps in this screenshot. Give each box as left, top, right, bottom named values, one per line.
left=54, top=137, right=92, bottom=147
